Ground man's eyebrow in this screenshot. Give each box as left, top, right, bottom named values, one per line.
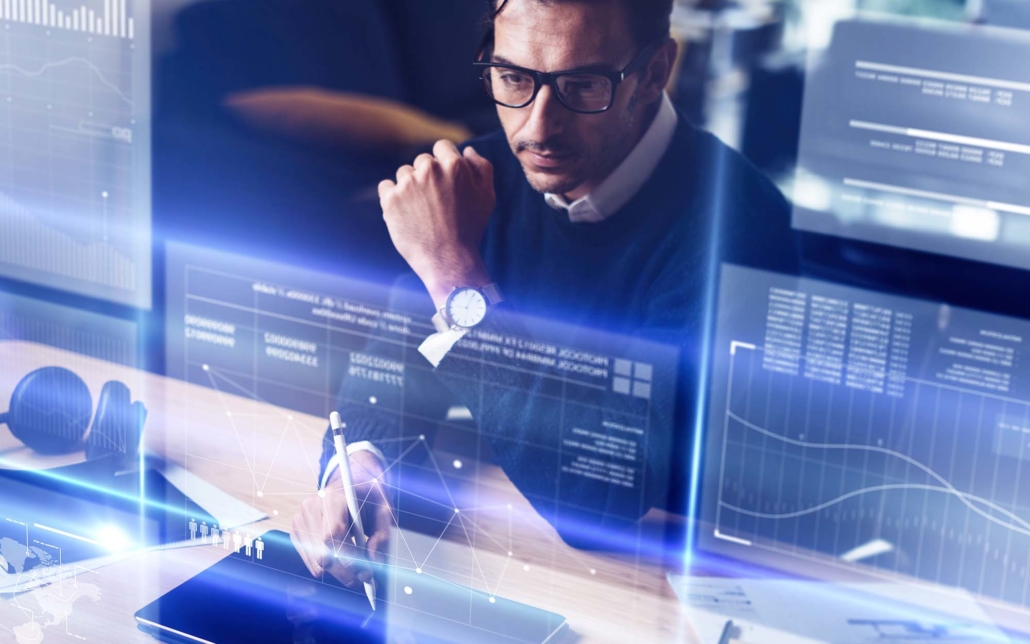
left=489, top=54, right=615, bottom=70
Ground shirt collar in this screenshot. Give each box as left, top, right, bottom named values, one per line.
left=544, top=92, right=679, bottom=223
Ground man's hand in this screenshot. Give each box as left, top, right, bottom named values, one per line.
left=378, top=140, right=496, bottom=309
left=290, top=450, right=393, bottom=589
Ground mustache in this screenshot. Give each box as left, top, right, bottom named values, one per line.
left=514, top=139, right=578, bottom=156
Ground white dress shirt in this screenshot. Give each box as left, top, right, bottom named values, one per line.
left=418, top=92, right=680, bottom=367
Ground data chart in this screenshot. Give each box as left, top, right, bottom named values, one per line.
left=0, top=0, right=150, bottom=306
left=701, top=265, right=1030, bottom=619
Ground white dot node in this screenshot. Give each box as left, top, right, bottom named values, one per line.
left=257, top=491, right=264, bottom=498
left=454, top=508, right=460, bottom=514
left=202, top=364, right=210, bottom=371
left=287, top=415, right=293, bottom=421
left=318, top=490, right=326, bottom=498
left=589, top=568, right=596, bottom=575
left=226, top=411, right=232, bottom=417
left=452, top=459, right=463, bottom=470
left=273, top=510, right=279, bottom=516
left=101, top=191, right=109, bottom=198
left=369, top=396, right=377, bottom=405
left=523, top=565, right=530, bottom=572
left=419, top=434, right=426, bottom=441
left=416, top=568, right=422, bottom=574
left=488, top=597, right=496, bottom=604
left=404, top=586, right=413, bottom=595
left=508, top=551, right=513, bottom=557
left=506, top=504, right=512, bottom=510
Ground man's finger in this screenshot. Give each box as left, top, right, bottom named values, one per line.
left=433, top=139, right=462, bottom=165
left=395, top=165, right=414, bottom=183
left=413, top=153, right=435, bottom=173
left=463, top=146, right=493, bottom=183
left=292, top=529, right=324, bottom=578
left=377, top=179, right=395, bottom=202
left=326, top=551, right=372, bottom=588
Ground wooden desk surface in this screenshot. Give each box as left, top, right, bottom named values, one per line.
left=0, top=341, right=694, bottom=643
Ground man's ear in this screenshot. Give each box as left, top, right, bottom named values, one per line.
left=639, top=38, right=679, bottom=104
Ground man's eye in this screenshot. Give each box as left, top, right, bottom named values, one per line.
left=500, top=73, right=530, bottom=86
left=563, top=79, right=603, bottom=93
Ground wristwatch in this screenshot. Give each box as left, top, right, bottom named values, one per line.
left=435, top=284, right=503, bottom=331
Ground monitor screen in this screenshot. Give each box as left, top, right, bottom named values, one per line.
left=0, top=0, right=151, bottom=307
left=165, top=242, right=681, bottom=579
left=793, top=16, right=1030, bottom=270
left=698, top=264, right=1030, bottom=629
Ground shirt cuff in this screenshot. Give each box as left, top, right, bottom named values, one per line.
left=418, top=327, right=468, bottom=368
left=319, top=440, right=388, bottom=490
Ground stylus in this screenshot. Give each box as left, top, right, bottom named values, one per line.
left=716, top=619, right=734, bottom=644
left=330, top=411, right=377, bottom=611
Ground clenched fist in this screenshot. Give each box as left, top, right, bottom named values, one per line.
left=378, top=140, right=496, bottom=309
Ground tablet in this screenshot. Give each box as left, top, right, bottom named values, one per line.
left=134, top=530, right=568, bottom=644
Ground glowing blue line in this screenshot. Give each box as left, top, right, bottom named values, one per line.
left=34, top=523, right=100, bottom=546
left=685, top=144, right=729, bottom=569
left=0, top=455, right=195, bottom=520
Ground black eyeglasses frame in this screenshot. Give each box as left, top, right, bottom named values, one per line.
left=473, top=39, right=664, bottom=115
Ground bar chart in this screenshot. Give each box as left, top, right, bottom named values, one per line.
left=0, top=0, right=135, bottom=39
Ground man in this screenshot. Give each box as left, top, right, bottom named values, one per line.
left=292, top=0, right=796, bottom=589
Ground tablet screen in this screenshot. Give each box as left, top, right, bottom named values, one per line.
left=135, top=530, right=567, bottom=644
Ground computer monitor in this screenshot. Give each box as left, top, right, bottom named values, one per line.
left=697, top=263, right=1030, bottom=633
left=793, top=16, right=1030, bottom=272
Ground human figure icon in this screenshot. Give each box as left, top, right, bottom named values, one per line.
left=189, top=518, right=198, bottom=541
left=223, top=529, right=232, bottom=550
left=233, top=531, right=242, bottom=553
left=199, top=522, right=209, bottom=543
left=211, top=525, right=221, bottom=546
left=255, top=537, right=264, bottom=560
left=244, top=534, right=254, bottom=557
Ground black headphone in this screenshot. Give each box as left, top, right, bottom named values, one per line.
left=0, top=367, right=147, bottom=472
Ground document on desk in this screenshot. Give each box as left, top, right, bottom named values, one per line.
left=668, top=573, right=1012, bottom=643
left=155, top=459, right=266, bottom=530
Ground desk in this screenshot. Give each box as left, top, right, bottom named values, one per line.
left=0, top=341, right=694, bottom=643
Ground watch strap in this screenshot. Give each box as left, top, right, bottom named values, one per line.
left=480, top=283, right=504, bottom=307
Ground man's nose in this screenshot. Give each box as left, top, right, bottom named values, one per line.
left=522, top=84, right=566, bottom=143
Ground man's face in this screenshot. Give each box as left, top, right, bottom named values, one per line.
left=491, top=0, right=647, bottom=199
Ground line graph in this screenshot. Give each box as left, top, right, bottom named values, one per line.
left=723, top=407, right=1030, bottom=536
left=703, top=265, right=1030, bottom=614
left=0, top=57, right=134, bottom=105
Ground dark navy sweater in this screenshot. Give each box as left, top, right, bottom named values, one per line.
left=320, top=114, right=799, bottom=547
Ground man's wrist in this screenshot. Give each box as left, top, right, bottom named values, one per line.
left=425, top=262, right=493, bottom=311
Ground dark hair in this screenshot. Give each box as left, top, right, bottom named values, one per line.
left=487, top=0, right=674, bottom=49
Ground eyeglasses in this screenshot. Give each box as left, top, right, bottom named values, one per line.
left=474, top=41, right=662, bottom=114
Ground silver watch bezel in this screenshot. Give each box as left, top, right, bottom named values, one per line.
left=439, top=284, right=503, bottom=330
left=443, top=287, right=489, bottom=329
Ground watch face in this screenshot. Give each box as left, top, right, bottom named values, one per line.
left=447, top=288, right=488, bottom=328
